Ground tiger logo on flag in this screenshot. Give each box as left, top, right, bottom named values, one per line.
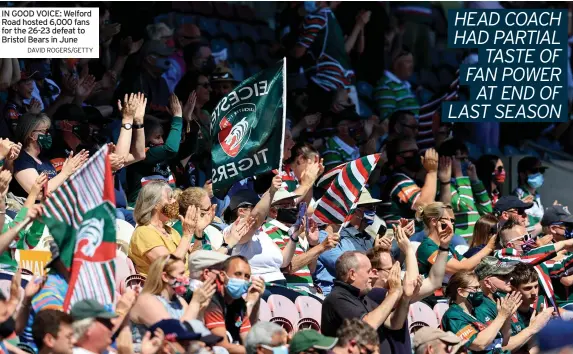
left=218, top=103, right=255, bottom=157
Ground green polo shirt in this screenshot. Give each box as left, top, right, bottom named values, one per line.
left=416, top=236, right=465, bottom=278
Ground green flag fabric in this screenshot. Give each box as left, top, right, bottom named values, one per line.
left=210, top=59, right=286, bottom=198
left=43, top=145, right=117, bottom=312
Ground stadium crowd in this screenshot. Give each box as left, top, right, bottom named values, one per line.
left=0, top=2, right=573, bottom=354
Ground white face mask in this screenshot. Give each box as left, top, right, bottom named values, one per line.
left=189, top=279, right=204, bottom=292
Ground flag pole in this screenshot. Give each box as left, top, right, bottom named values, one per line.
left=278, top=58, right=287, bottom=175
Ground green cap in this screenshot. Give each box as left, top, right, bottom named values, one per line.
left=289, top=330, right=338, bottom=354
left=475, top=256, right=518, bottom=281
left=70, top=299, right=118, bottom=321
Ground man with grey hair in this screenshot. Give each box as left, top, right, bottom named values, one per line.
left=245, top=322, right=287, bottom=354
left=321, top=250, right=403, bottom=338
left=413, top=327, right=466, bottom=354
left=70, top=300, right=117, bottom=354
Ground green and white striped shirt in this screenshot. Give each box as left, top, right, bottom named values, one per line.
left=374, top=70, right=420, bottom=120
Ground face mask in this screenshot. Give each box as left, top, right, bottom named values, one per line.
left=363, top=210, right=375, bottom=226
left=465, top=291, right=484, bottom=307
left=30, top=61, right=51, bottom=80
left=37, top=134, right=52, bottom=150
left=162, top=201, right=180, bottom=220
left=225, top=277, right=250, bottom=299
left=461, top=161, right=470, bottom=176
left=0, top=316, right=15, bottom=339
left=189, top=279, right=204, bottom=292
left=494, top=170, right=506, bottom=184
left=276, top=208, right=298, bottom=225
left=402, top=156, right=423, bottom=172
left=527, top=173, right=544, bottom=189
left=270, top=346, right=289, bottom=354
left=170, top=276, right=190, bottom=296
left=520, top=237, right=537, bottom=253
left=201, top=56, right=216, bottom=75
left=492, top=291, right=507, bottom=300
left=304, top=1, right=318, bottom=13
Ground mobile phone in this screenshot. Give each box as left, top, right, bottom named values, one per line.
left=305, top=215, right=310, bottom=235
left=441, top=222, right=448, bottom=230
left=293, top=202, right=307, bottom=230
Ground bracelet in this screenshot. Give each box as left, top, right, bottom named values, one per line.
left=440, top=181, right=451, bottom=185
left=438, top=246, right=449, bottom=252
left=290, top=234, right=299, bottom=243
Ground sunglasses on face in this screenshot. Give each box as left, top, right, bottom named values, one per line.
left=97, top=318, right=114, bottom=330
left=508, top=233, right=533, bottom=243
left=507, top=209, right=527, bottom=216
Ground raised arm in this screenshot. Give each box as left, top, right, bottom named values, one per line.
left=469, top=293, right=521, bottom=351
left=415, top=225, right=452, bottom=301
left=414, top=148, right=439, bottom=209
left=438, top=156, right=452, bottom=205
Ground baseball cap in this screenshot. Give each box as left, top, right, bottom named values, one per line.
left=150, top=319, right=201, bottom=342
left=357, top=189, right=382, bottom=207
left=493, top=196, right=533, bottom=214
left=541, top=205, right=573, bottom=226
left=70, top=299, right=118, bottom=321
left=413, top=327, right=466, bottom=353
left=475, top=256, right=518, bottom=281
left=517, top=156, right=547, bottom=174
left=289, top=330, right=338, bottom=354
left=186, top=320, right=224, bottom=346
left=188, top=250, right=228, bottom=274
left=140, top=40, right=175, bottom=58
left=211, top=65, right=238, bottom=84
left=271, top=188, right=300, bottom=206
left=229, top=190, right=260, bottom=211
left=537, top=319, right=573, bottom=351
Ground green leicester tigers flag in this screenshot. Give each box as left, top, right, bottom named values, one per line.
left=43, top=145, right=117, bottom=312
left=210, top=59, right=286, bottom=198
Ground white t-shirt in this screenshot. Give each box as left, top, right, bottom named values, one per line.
left=231, top=229, right=285, bottom=282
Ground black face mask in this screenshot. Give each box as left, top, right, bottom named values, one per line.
left=0, top=316, right=15, bottom=339
left=276, top=208, right=298, bottom=225
left=402, top=155, right=423, bottom=172
left=201, top=56, right=216, bottom=75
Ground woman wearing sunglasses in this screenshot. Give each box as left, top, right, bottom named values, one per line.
left=512, top=156, right=547, bottom=236
left=441, top=270, right=521, bottom=354
left=476, top=154, right=506, bottom=208
left=416, top=202, right=497, bottom=280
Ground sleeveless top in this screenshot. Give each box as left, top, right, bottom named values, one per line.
left=131, top=295, right=185, bottom=351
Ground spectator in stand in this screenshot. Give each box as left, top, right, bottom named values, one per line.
left=115, top=40, right=173, bottom=119
left=536, top=319, right=573, bottom=354
left=441, top=271, right=521, bottom=352
left=320, top=114, right=361, bottom=172
left=476, top=154, right=506, bottom=207
left=290, top=319, right=379, bottom=354
left=292, top=1, right=355, bottom=113
left=474, top=260, right=552, bottom=354
left=230, top=176, right=298, bottom=284
left=438, top=138, right=493, bottom=241
left=379, top=138, right=439, bottom=230
left=205, top=65, right=238, bottom=113
left=125, top=94, right=183, bottom=204
left=321, top=250, right=404, bottom=339
left=204, top=255, right=265, bottom=354
left=541, top=205, right=573, bottom=243
left=183, top=41, right=215, bottom=76
left=263, top=188, right=338, bottom=294
left=465, top=214, right=499, bottom=258
left=415, top=202, right=495, bottom=279
left=187, top=250, right=229, bottom=300
left=162, top=23, right=202, bottom=93
left=130, top=255, right=215, bottom=351
left=315, top=190, right=381, bottom=295
left=70, top=300, right=118, bottom=354
left=244, top=322, right=287, bottom=354
left=25, top=59, right=67, bottom=117
left=386, top=110, right=418, bottom=143
left=281, top=143, right=322, bottom=204
left=129, top=180, right=208, bottom=275
left=2, top=71, right=41, bottom=139
left=374, top=46, right=419, bottom=121
left=32, top=310, right=74, bottom=354
left=11, top=113, right=88, bottom=198
left=493, top=196, right=532, bottom=229
left=413, top=327, right=467, bottom=354
left=150, top=319, right=221, bottom=354
left=366, top=224, right=450, bottom=353
left=512, top=156, right=547, bottom=236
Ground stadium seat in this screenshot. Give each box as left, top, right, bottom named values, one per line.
left=259, top=26, right=275, bottom=43
left=267, top=294, right=300, bottom=334
left=228, top=62, right=245, bottom=82
left=211, top=38, right=230, bottom=56
left=466, top=142, right=482, bottom=161
left=503, top=145, right=520, bottom=156
left=240, top=23, right=261, bottom=43
left=116, top=219, right=135, bottom=254
left=358, top=99, right=373, bottom=118
left=192, top=2, right=214, bottom=16
left=483, top=146, right=502, bottom=157
left=356, top=81, right=373, bottom=100
left=408, top=302, right=439, bottom=329
left=232, top=41, right=254, bottom=65
left=442, top=51, right=459, bottom=69
left=115, top=251, right=134, bottom=293
left=181, top=15, right=197, bottom=25
left=197, top=17, right=220, bottom=38
left=236, top=5, right=257, bottom=22
left=122, top=274, right=146, bottom=294
left=219, top=20, right=240, bottom=41
left=248, top=65, right=262, bottom=78
left=259, top=299, right=273, bottom=322
left=433, top=302, right=449, bottom=324
left=213, top=2, right=234, bottom=19
left=295, top=296, right=322, bottom=331
left=255, top=44, right=272, bottom=67
left=520, top=146, right=541, bottom=158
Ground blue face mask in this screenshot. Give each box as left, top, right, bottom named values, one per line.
left=461, top=161, right=470, bottom=176
left=363, top=210, right=376, bottom=226
left=304, top=1, right=318, bottom=13
left=270, top=346, right=289, bottom=354
left=225, top=277, right=250, bottom=299
left=527, top=173, right=544, bottom=189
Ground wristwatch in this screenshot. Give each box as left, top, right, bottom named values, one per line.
left=133, top=123, right=144, bottom=130
left=121, top=123, right=133, bottom=130
left=221, top=242, right=232, bottom=251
